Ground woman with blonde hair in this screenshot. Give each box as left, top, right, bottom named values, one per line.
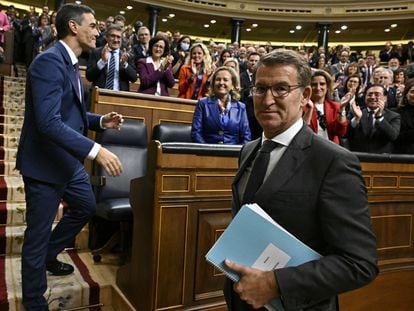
left=178, top=42, right=214, bottom=99
left=223, top=57, right=240, bottom=75
left=191, top=66, right=251, bottom=144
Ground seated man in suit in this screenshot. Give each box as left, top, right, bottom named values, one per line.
left=86, top=24, right=137, bottom=92
left=224, top=49, right=378, bottom=310
left=16, top=4, right=124, bottom=310
left=347, top=84, right=401, bottom=153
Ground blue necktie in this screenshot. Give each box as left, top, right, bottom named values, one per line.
left=74, top=62, right=81, bottom=100
left=242, top=140, right=279, bottom=204
left=105, top=50, right=116, bottom=89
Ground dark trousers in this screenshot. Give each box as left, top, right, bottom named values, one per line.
left=21, top=162, right=96, bottom=310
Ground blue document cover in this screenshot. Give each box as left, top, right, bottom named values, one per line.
left=205, top=203, right=321, bottom=311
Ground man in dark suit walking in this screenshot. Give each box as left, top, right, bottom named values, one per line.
left=86, top=24, right=137, bottom=92
left=223, top=49, right=378, bottom=310
left=16, top=4, right=124, bottom=310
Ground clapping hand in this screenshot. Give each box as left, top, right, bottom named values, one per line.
left=102, top=111, right=124, bottom=130
left=101, top=44, right=110, bottom=63
left=351, top=100, right=362, bottom=120
left=120, top=48, right=129, bottom=65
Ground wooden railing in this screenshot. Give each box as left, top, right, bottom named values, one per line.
left=91, top=87, right=196, bottom=141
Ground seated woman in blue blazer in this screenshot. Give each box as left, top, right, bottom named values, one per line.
left=191, top=66, right=251, bottom=144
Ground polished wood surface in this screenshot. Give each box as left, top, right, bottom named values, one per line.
left=338, top=159, right=414, bottom=309
left=117, top=144, right=414, bottom=311
left=91, top=87, right=196, bottom=141
left=117, top=141, right=237, bottom=310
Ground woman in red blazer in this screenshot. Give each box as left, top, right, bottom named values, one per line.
left=178, top=42, right=214, bottom=100
left=303, top=70, right=347, bottom=144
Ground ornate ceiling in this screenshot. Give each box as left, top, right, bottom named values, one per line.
left=8, top=0, right=414, bottom=48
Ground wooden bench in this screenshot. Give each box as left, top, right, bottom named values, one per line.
left=117, top=146, right=414, bottom=311
left=91, top=87, right=197, bottom=142
left=79, top=66, right=179, bottom=97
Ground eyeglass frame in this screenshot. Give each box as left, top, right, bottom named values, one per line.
left=251, top=84, right=303, bottom=98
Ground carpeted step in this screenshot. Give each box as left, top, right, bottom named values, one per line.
left=0, top=124, right=22, bottom=136
left=0, top=147, right=17, bottom=162
left=0, top=135, right=20, bottom=149
left=0, top=161, right=19, bottom=176
left=1, top=109, right=24, bottom=118
left=0, top=224, right=90, bottom=256
left=0, top=116, right=24, bottom=126
left=2, top=251, right=110, bottom=311
left=0, top=202, right=67, bottom=227
left=0, top=176, right=25, bottom=203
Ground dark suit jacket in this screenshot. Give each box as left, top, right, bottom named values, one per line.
left=348, top=108, right=401, bottom=153
left=85, top=47, right=137, bottom=91
left=392, top=105, right=414, bottom=154
left=386, top=86, right=398, bottom=109
left=240, top=70, right=252, bottom=92
left=225, top=125, right=378, bottom=310
left=132, top=43, right=148, bottom=65
left=191, top=96, right=251, bottom=144
left=136, top=57, right=175, bottom=96
left=16, top=41, right=102, bottom=185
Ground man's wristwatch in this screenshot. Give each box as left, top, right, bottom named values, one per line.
left=375, top=114, right=383, bottom=119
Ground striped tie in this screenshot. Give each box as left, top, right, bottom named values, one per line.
left=105, top=50, right=115, bottom=89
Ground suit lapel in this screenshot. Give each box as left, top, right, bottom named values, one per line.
left=258, top=126, right=311, bottom=195
left=55, top=42, right=87, bottom=121
left=207, top=97, right=223, bottom=129
left=232, top=139, right=261, bottom=209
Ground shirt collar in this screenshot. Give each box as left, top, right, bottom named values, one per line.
left=59, top=40, right=77, bottom=66
left=263, top=118, right=303, bottom=147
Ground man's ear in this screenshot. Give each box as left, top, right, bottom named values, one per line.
left=300, top=86, right=312, bottom=108
left=68, top=20, right=78, bottom=35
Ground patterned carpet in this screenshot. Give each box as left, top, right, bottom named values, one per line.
left=0, top=74, right=105, bottom=311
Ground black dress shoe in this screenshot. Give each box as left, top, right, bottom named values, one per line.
left=46, top=259, right=74, bottom=276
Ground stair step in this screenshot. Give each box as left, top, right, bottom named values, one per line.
left=0, top=224, right=90, bottom=256
left=0, top=116, right=24, bottom=125
left=0, top=176, right=25, bottom=202
left=0, top=136, right=19, bottom=149
left=0, top=125, right=22, bottom=136
left=0, top=161, right=19, bottom=177
left=0, top=147, right=17, bottom=162
left=1, top=109, right=24, bottom=118
left=0, top=202, right=67, bottom=226
left=3, top=251, right=113, bottom=311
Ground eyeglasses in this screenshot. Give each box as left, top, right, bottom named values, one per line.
left=366, top=92, right=383, bottom=97
left=251, top=84, right=302, bottom=98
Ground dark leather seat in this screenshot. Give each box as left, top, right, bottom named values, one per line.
left=152, top=123, right=192, bottom=143
left=89, top=119, right=147, bottom=262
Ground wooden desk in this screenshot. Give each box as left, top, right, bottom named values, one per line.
left=91, top=88, right=197, bottom=141
left=117, top=147, right=414, bottom=311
